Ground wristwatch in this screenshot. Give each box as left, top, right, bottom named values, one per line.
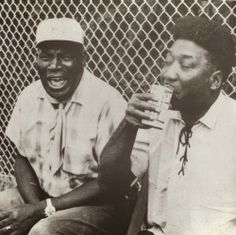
left=44, top=198, right=56, bottom=217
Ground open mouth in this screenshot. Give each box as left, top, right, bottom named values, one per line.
left=48, top=78, right=67, bottom=89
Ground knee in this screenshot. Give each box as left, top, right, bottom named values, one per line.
left=28, top=217, right=99, bottom=235
left=28, top=218, right=57, bottom=235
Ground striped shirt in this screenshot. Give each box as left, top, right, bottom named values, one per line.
left=6, top=69, right=126, bottom=197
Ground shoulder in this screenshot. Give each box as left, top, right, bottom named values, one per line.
left=15, top=80, right=43, bottom=107
left=217, top=94, right=236, bottom=129
left=84, top=69, right=126, bottom=104
left=222, top=94, right=236, bottom=116
left=88, top=72, right=122, bottom=96
left=18, top=80, right=43, bottom=100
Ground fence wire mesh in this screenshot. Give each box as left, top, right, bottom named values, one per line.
left=0, top=0, right=236, bottom=190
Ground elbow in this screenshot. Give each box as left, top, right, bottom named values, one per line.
left=97, top=168, right=116, bottom=194
left=98, top=170, right=123, bottom=198
left=98, top=166, right=133, bottom=198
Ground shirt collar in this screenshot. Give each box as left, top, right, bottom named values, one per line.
left=37, top=68, right=91, bottom=105
left=199, top=92, right=224, bottom=129
left=69, top=68, right=93, bottom=105
left=168, top=92, right=225, bottom=129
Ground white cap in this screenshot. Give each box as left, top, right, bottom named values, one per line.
left=36, top=18, right=84, bottom=46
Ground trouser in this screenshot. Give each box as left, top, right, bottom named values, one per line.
left=0, top=187, right=135, bottom=235
left=136, top=231, right=154, bottom=235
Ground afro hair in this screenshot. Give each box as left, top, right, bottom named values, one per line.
left=173, top=15, right=235, bottom=82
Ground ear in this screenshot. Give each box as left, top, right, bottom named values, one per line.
left=209, top=70, right=223, bottom=90
left=81, top=50, right=87, bottom=66
left=34, top=61, right=39, bottom=71
left=34, top=55, right=40, bottom=71
left=34, top=50, right=40, bottom=69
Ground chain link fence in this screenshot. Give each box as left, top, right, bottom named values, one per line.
left=0, top=0, right=235, bottom=190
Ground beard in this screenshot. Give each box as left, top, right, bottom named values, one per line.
left=170, top=94, right=196, bottom=113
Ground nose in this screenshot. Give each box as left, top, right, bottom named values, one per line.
left=161, top=62, right=179, bottom=84
left=48, top=56, right=62, bottom=69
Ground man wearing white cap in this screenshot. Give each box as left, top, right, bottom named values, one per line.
left=1, top=18, right=131, bottom=235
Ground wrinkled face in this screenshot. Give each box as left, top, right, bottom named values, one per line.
left=160, top=39, right=214, bottom=111
left=37, top=42, right=84, bottom=102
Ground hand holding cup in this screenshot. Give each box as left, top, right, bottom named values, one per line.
left=125, top=85, right=172, bottom=129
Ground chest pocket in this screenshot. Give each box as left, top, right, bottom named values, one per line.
left=62, top=123, right=98, bottom=176
left=22, top=116, right=51, bottom=159
left=21, top=98, right=55, bottom=160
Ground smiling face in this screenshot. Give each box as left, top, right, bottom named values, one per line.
left=160, top=39, right=217, bottom=112
left=37, top=42, right=85, bottom=102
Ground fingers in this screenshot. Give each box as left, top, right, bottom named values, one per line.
left=0, top=218, right=10, bottom=229
left=0, top=224, right=12, bottom=234
left=0, top=211, right=10, bottom=221
left=0, top=213, right=14, bottom=235
left=0, top=209, right=17, bottom=234
left=135, top=93, right=158, bottom=102
left=126, top=106, right=154, bottom=120
left=132, top=100, right=159, bottom=113
left=125, top=93, right=160, bottom=128
left=131, top=93, right=161, bottom=111
left=124, top=116, right=150, bottom=129
left=132, top=94, right=159, bottom=110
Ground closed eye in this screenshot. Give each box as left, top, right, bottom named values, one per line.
left=39, top=54, right=51, bottom=61
left=163, top=53, right=174, bottom=66
left=62, top=56, right=74, bottom=61
left=181, top=63, right=194, bottom=70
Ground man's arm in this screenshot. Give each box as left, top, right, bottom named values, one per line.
left=15, top=153, right=108, bottom=210
left=98, top=93, right=158, bottom=196
left=0, top=154, right=106, bottom=234
left=98, top=119, right=138, bottom=196
left=15, top=155, right=44, bottom=203
left=15, top=154, right=105, bottom=207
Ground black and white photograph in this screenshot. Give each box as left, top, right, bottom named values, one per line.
left=0, top=0, right=236, bottom=234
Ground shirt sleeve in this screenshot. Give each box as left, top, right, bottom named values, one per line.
left=95, top=91, right=127, bottom=162
left=130, top=129, right=149, bottom=178
left=5, top=95, right=26, bottom=157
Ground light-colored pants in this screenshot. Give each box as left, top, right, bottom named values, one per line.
left=0, top=187, right=133, bottom=235
left=0, top=187, right=24, bottom=211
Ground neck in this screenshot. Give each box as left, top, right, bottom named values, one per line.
left=181, top=93, right=219, bottom=125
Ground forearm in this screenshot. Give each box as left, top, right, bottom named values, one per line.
left=14, top=155, right=43, bottom=203
left=15, top=175, right=105, bottom=219
left=29, top=179, right=104, bottom=218
left=15, top=156, right=113, bottom=212
left=98, top=118, right=138, bottom=196
left=51, top=179, right=104, bottom=211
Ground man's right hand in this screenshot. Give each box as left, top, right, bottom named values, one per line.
left=125, top=93, right=160, bottom=128
left=0, top=203, right=44, bottom=235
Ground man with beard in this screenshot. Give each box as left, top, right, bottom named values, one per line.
left=0, top=18, right=131, bottom=235
left=98, top=16, right=236, bottom=235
